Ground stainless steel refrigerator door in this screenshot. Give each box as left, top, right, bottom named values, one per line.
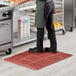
left=74, top=0, right=76, bottom=17
left=0, top=19, right=12, bottom=45
left=74, top=0, right=76, bottom=27
left=64, top=0, right=74, bottom=31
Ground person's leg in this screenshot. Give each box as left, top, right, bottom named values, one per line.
left=29, top=28, right=44, bottom=53
left=37, top=28, right=44, bottom=51
left=45, top=10, right=57, bottom=53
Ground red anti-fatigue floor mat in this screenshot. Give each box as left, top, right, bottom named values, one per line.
left=4, top=51, right=72, bottom=70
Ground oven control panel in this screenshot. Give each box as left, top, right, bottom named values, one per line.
left=0, top=10, right=12, bottom=20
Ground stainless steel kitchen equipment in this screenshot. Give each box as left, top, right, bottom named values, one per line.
left=64, top=0, right=75, bottom=32
left=0, top=4, right=13, bottom=55
left=74, top=0, right=76, bottom=27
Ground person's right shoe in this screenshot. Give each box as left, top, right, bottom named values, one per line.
left=45, top=47, right=58, bottom=53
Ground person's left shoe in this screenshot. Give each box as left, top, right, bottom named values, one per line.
left=29, top=47, right=44, bottom=53
left=45, top=47, right=58, bottom=53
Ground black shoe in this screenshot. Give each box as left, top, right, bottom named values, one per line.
left=45, top=47, right=58, bottom=53
left=29, top=47, right=44, bottom=53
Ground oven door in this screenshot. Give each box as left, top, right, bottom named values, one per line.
left=0, top=19, right=12, bottom=46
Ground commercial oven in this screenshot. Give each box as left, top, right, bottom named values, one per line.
left=0, top=4, right=13, bottom=55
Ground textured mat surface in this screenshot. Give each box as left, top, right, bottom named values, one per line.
left=5, top=51, right=72, bottom=70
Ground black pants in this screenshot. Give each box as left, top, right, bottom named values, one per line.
left=37, top=11, right=57, bottom=51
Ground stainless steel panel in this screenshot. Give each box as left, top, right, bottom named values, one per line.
left=74, top=0, right=76, bottom=27
left=74, top=0, right=76, bottom=17
left=64, top=0, right=74, bottom=31
left=0, top=19, right=12, bottom=45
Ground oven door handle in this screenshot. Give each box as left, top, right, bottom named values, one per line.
left=0, top=17, right=12, bottom=21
